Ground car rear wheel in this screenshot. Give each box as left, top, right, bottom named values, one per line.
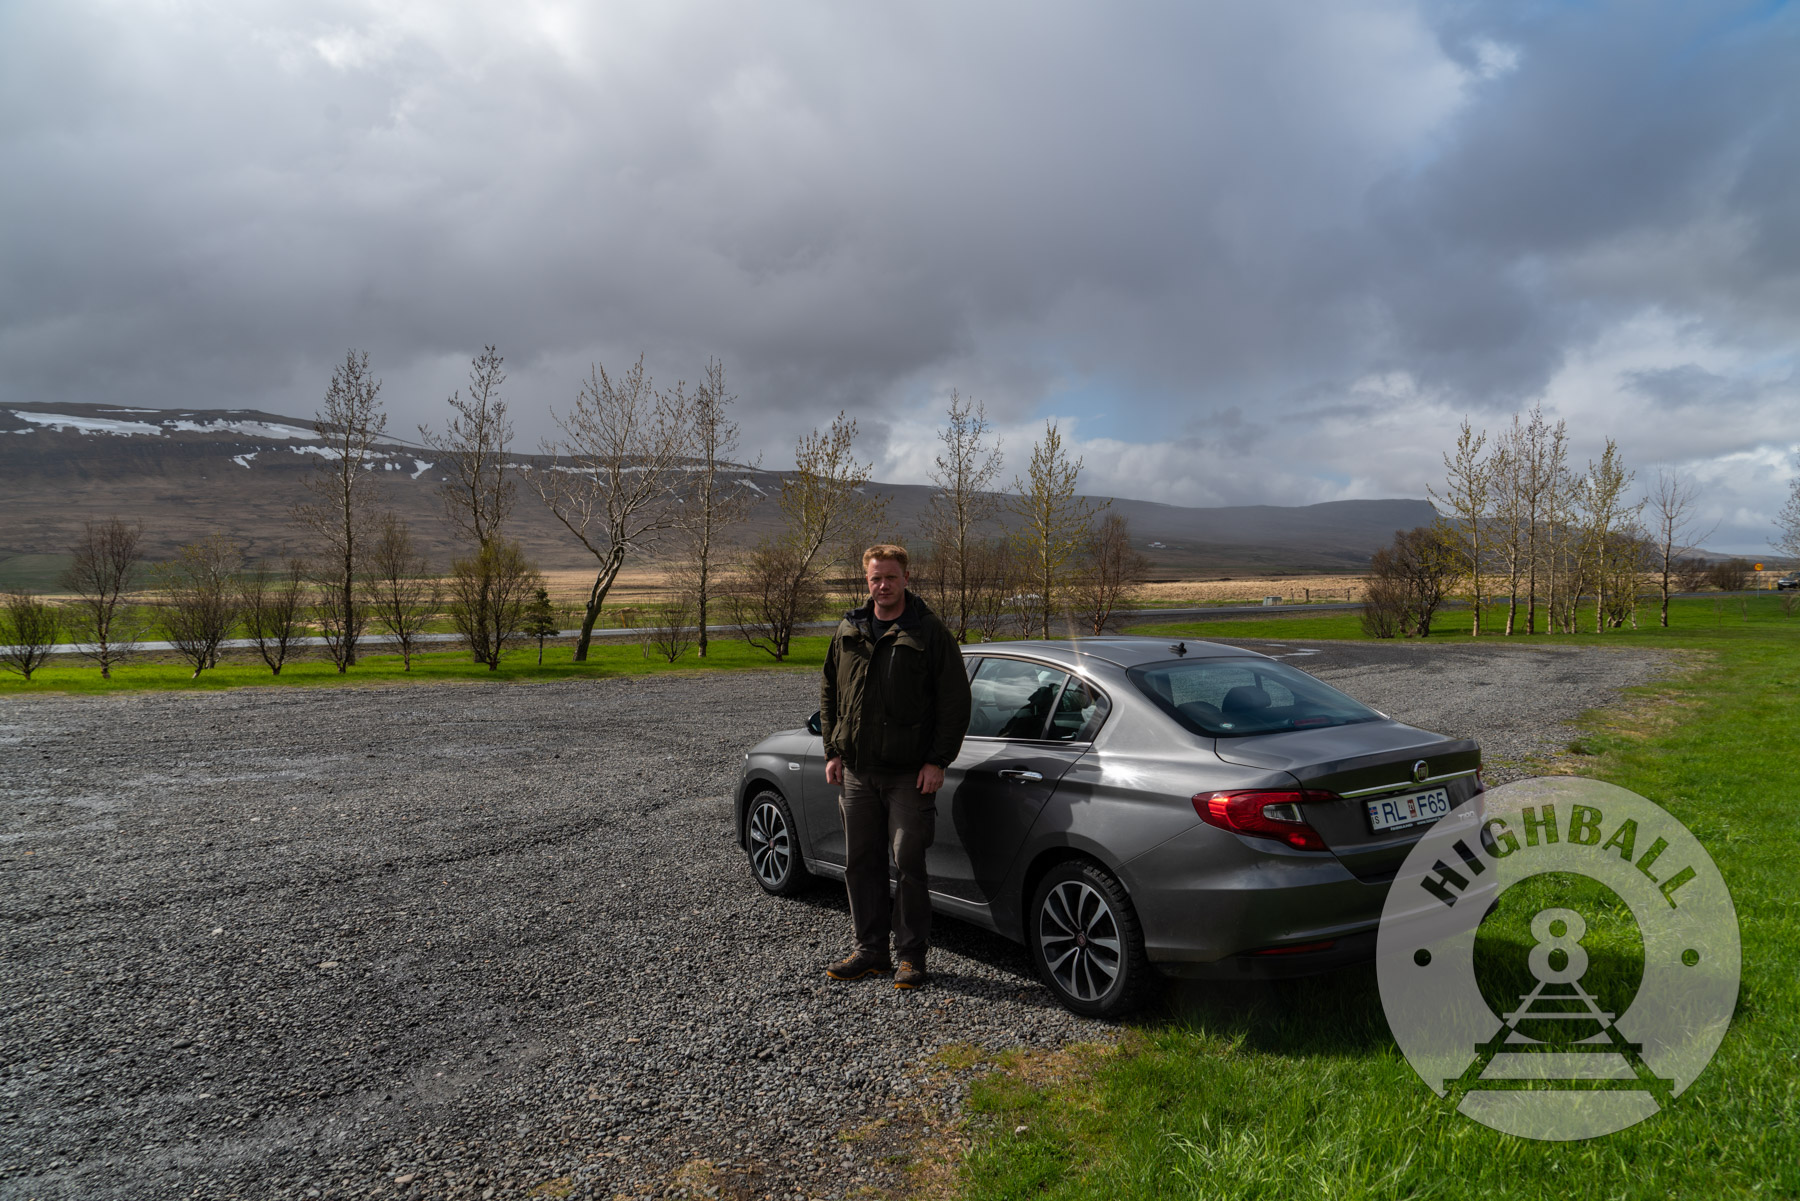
left=1029, top=860, right=1151, bottom=1017
left=746, top=789, right=811, bottom=896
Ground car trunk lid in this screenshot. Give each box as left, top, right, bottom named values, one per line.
left=1214, top=721, right=1481, bottom=881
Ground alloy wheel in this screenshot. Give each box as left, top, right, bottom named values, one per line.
left=1037, top=879, right=1123, bottom=1002
left=748, top=799, right=793, bottom=888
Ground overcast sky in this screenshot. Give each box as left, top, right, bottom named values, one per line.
left=4, top=1, right=1796, bottom=552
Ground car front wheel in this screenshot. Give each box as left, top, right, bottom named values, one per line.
left=746, top=789, right=812, bottom=896
left=1028, top=860, right=1151, bottom=1017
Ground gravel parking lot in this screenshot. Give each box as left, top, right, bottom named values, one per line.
left=0, top=640, right=1675, bottom=1200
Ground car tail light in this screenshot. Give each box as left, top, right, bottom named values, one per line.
left=1192, top=789, right=1337, bottom=852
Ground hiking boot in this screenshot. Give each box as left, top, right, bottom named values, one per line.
left=893, top=959, right=929, bottom=990
left=825, top=951, right=892, bottom=981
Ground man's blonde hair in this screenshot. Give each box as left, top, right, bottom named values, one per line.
left=862, top=543, right=910, bottom=571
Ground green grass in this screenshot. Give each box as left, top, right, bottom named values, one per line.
left=1129, top=593, right=1800, bottom=647
left=0, top=634, right=830, bottom=694
left=22, top=602, right=725, bottom=646
left=957, top=600, right=1800, bottom=1199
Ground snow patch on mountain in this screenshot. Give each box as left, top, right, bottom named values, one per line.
left=169, top=418, right=317, bottom=440
left=12, top=411, right=163, bottom=436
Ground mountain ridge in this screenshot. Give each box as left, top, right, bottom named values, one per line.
left=0, top=402, right=1437, bottom=574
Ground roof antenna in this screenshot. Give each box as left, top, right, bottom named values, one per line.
left=1170, top=641, right=1187, bottom=657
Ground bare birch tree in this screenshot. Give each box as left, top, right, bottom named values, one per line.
left=1576, top=440, right=1641, bottom=633
left=641, top=585, right=699, bottom=664
left=677, top=359, right=754, bottom=658
left=1545, top=425, right=1574, bottom=631
left=0, top=592, right=60, bottom=681
left=59, top=517, right=144, bottom=678
left=728, top=540, right=830, bottom=661
left=1008, top=421, right=1103, bottom=639
left=294, top=349, right=387, bottom=670
left=532, top=357, right=693, bottom=661
left=1647, top=470, right=1711, bottom=628
left=1071, top=513, right=1149, bottom=634
left=922, top=392, right=1003, bottom=642
left=362, top=513, right=440, bottom=670
left=1429, top=421, right=1493, bottom=636
left=419, top=345, right=515, bottom=549
left=239, top=557, right=309, bottom=675
left=1490, top=436, right=1526, bottom=635
left=1492, top=405, right=1567, bottom=635
left=155, top=535, right=240, bottom=678
left=965, top=538, right=1027, bottom=642
left=727, top=413, right=883, bottom=658
left=1598, top=528, right=1653, bottom=629
left=780, top=413, right=886, bottom=591
left=447, top=539, right=542, bottom=669
left=1365, top=527, right=1457, bottom=638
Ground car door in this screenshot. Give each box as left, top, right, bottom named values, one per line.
left=932, top=657, right=1109, bottom=905
left=795, top=712, right=843, bottom=867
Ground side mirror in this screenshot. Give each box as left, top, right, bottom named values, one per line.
left=807, top=711, right=822, bottom=736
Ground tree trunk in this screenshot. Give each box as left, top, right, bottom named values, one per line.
left=696, top=559, right=710, bottom=658
left=574, top=549, right=627, bottom=662
left=1525, top=557, right=1537, bottom=635
left=1469, top=536, right=1483, bottom=637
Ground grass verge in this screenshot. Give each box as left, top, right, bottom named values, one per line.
left=1128, top=592, right=1799, bottom=648
left=955, top=605, right=1798, bottom=1199
left=0, top=635, right=829, bottom=695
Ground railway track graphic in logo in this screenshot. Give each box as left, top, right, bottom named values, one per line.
left=1376, top=778, right=1739, bottom=1141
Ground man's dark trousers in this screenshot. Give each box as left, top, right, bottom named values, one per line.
left=839, top=766, right=934, bottom=960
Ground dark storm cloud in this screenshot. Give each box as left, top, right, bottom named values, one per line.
left=1, top=1, right=1796, bottom=547
left=1353, top=3, right=1800, bottom=412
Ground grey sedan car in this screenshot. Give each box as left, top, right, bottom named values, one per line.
left=735, top=637, right=1481, bottom=1016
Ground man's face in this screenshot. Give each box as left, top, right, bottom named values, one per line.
left=865, top=557, right=908, bottom=609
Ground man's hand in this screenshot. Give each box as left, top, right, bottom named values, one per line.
left=917, top=763, right=945, bottom=795
left=825, top=756, right=844, bottom=787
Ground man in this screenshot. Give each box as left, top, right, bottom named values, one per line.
left=819, top=544, right=971, bottom=990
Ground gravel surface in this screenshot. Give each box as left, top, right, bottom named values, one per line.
left=1, top=641, right=1677, bottom=1200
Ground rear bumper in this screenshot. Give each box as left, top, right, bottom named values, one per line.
left=1155, top=929, right=1378, bottom=979
left=1124, top=823, right=1397, bottom=973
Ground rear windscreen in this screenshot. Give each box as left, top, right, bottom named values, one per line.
left=1127, top=657, right=1382, bottom=737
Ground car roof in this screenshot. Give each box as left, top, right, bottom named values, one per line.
left=962, top=636, right=1264, bottom=670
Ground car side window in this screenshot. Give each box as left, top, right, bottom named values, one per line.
left=967, top=658, right=1070, bottom=740
left=1046, top=676, right=1110, bottom=742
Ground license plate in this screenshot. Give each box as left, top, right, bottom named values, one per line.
left=1366, top=788, right=1452, bottom=833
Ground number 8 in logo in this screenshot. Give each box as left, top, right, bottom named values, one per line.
left=1528, top=907, right=1589, bottom=985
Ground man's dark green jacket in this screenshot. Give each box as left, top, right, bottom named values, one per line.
left=820, top=591, right=971, bottom=773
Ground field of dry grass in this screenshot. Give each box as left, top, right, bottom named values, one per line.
left=1130, top=575, right=1365, bottom=604
left=537, top=567, right=678, bottom=607
left=538, top=569, right=1372, bottom=609
left=25, top=564, right=1788, bottom=625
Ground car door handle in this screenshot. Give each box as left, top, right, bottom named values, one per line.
left=999, top=769, right=1044, bottom=782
